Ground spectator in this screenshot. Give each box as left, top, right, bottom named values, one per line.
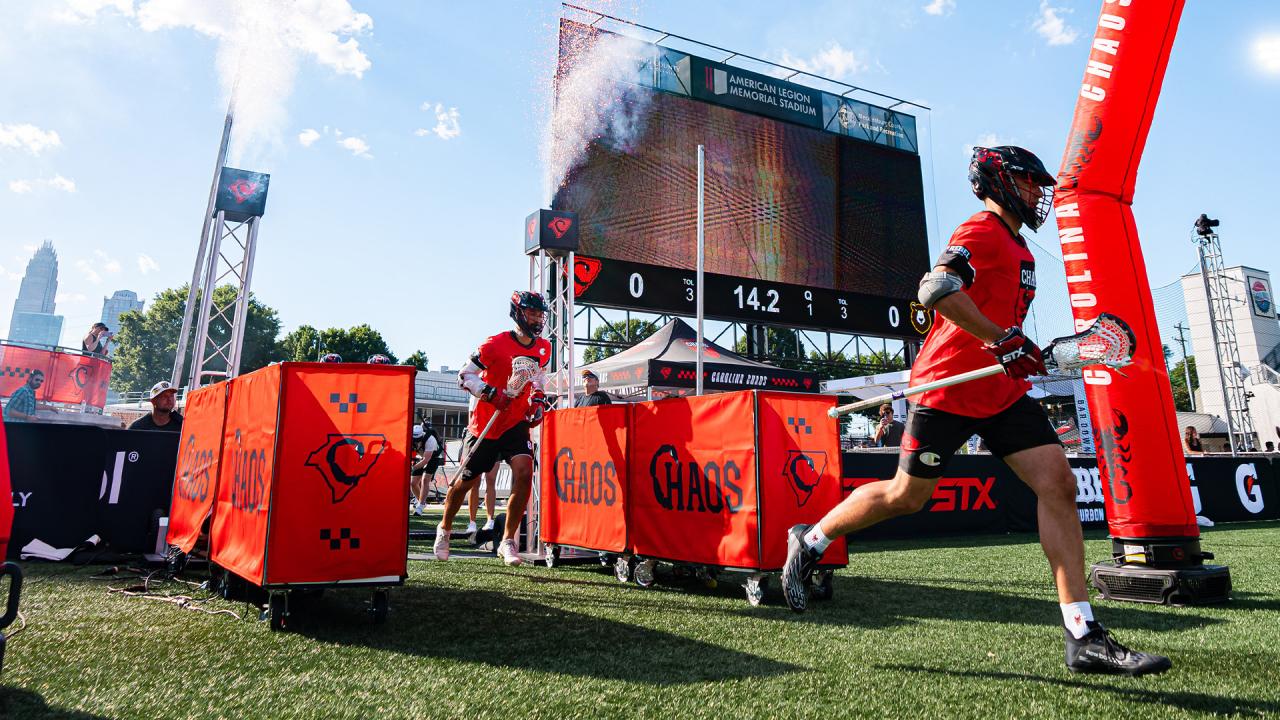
left=1183, top=426, right=1204, bottom=455
left=575, top=369, right=612, bottom=407
left=3, top=370, right=44, bottom=422
left=82, top=323, right=112, bottom=356
left=1266, top=441, right=1275, bottom=453
left=129, top=381, right=184, bottom=432
left=410, top=420, right=445, bottom=514
left=872, top=403, right=904, bottom=447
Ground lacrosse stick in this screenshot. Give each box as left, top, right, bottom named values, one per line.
left=827, top=313, right=1136, bottom=418
left=450, top=356, right=543, bottom=485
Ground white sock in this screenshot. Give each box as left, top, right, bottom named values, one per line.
left=803, top=524, right=832, bottom=553
left=1060, top=601, right=1094, bottom=639
left=438, top=521, right=449, bottom=535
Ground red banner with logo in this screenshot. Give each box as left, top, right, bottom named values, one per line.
left=1054, top=1, right=1195, bottom=539
left=628, top=392, right=760, bottom=567
left=754, top=393, right=847, bottom=568
left=539, top=404, right=630, bottom=553
left=0, top=345, right=110, bottom=408
left=264, top=364, right=411, bottom=585
left=166, top=383, right=228, bottom=553
left=209, top=366, right=282, bottom=584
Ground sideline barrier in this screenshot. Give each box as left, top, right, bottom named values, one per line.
left=541, top=390, right=848, bottom=588
left=199, top=363, right=413, bottom=589
left=4, top=422, right=177, bottom=557
left=842, top=453, right=1280, bottom=541
left=167, top=383, right=229, bottom=554
left=0, top=342, right=111, bottom=409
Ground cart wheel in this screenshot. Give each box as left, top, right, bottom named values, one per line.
left=268, top=593, right=289, bottom=632
left=545, top=545, right=561, bottom=569
left=745, top=574, right=768, bottom=607
left=672, top=564, right=693, bottom=580
left=614, top=555, right=632, bottom=583
left=599, top=552, right=614, bottom=568
left=370, top=590, right=389, bottom=625
left=696, top=567, right=719, bottom=589
left=813, top=570, right=835, bottom=601
left=634, top=559, right=657, bottom=588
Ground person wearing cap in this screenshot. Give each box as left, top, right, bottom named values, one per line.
left=129, top=381, right=184, bottom=432
left=574, top=369, right=612, bottom=408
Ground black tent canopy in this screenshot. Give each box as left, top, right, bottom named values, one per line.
left=570, top=318, right=821, bottom=399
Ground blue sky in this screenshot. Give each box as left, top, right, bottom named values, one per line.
left=2, top=0, right=1278, bottom=374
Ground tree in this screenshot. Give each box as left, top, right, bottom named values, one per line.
left=403, top=350, right=430, bottom=371
left=1169, top=356, right=1199, bottom=412
left=582, top=319, right=659, bottom=364
left=111, top=284, right=283, bottom=392
left=280, top=324, right=397, bottom=364
left=733, top=327, right=806, bottom=369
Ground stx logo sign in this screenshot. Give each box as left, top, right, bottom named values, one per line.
left=928, top=477, right=996, bottom=512
left=553, top=447, right=619, bottom=507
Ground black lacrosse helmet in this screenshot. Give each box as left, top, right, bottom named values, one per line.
left=969, top=146, right=1057, bottom=232
left=510, top=290, right=549, bottom=337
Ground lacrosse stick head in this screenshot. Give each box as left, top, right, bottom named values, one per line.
left=1044, top=313, right=1136, bottom=372
left=506, top=356, right=543, bottom=396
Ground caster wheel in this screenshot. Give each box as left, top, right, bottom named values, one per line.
left=599, top=552, right=614, bottom=568
left=268, top=593, right=289, bottom=632
left=745, top=574, right=768, bottom=607
left=614, top=555, right=632, bottom=583
left=370, top=590, right=389, bottom=624
left=813, top=570, right=834, bottom=601
left=634, top=559, right=657, bottom=588
left=696, top=567, right=718, bottom=589
left=545, top=545, right=561, bottom=569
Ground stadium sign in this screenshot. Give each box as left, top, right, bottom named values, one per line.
left=687, top=56, right=822, bottom=129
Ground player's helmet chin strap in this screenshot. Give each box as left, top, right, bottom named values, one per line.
left=517, top=310, right=544, bottom=338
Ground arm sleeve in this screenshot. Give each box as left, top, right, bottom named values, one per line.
left=458, top=341, right=492, bottom=397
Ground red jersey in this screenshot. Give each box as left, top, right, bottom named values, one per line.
left=466, top=331, right=551, bottom=439
left=911, top=211, right=1036, bottom=417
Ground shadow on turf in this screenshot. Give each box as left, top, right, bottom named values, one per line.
left=289, top=584, right=801, bottom=684
left=878, top=664, right=1280, bottom=716
left=0, top=687, right=114, bottom=720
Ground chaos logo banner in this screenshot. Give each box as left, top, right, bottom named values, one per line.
left=305, top=434, right=387, bottom=503
left=784, top=450, right=826, bottom=507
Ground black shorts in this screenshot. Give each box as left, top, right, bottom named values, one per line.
left=461, top=422, right=532, bottom=480
left=899, top=394, right=1061, bottom=479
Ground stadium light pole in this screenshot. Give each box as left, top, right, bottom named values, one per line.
left=696, top=144, right=705, bottom=396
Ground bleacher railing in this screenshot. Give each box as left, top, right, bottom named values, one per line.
left=0, top=339, right=112, bottom=410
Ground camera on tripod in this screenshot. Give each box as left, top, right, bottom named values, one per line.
left=1194, top=213, right=1220, bottom=237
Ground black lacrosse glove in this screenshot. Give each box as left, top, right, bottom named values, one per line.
left=983, top=327, right=1046, bottom=379
left=480, top=384, right=512, bottom=411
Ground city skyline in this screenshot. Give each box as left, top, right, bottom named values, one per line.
left=6, top=240, right=63, bottom=348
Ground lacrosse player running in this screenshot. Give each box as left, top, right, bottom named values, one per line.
left=434, top=291, right=552, bottom=566
left=783, top=146, right=1170, bottom=676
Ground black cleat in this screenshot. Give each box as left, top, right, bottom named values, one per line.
left=1065, top=621, right=1172, bottom=677
left=781, top=524, right=821, bottom=613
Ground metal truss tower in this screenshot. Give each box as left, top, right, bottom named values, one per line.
left=1195, top=224, right=1256, bottom=452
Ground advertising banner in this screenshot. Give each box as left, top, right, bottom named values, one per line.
left=167, top=383, right=228, bottom=553
left=209, top=366, right=281, bottom=584
left=754, top=392, right=847, bottom=568
left=628, top=391, right=760, bottom=567
left=265, top=364, right=411, bottom=585
left=1246, top=274, right=1275, bottom=319
left=0, top=345, right=111, bottom=408
left=539, top=404, right=630, bottom=553
left=1054, top=1, right=1195, bottom=539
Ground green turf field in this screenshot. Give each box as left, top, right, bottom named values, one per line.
left=2, top=519, right=1277, bottom=719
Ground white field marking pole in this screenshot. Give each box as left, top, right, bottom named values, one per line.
left=696, top=144, right=705, bottom=396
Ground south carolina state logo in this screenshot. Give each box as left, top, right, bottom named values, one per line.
left=573, top=257, right=602, bottom=296
left=784, top=450, right=827, bottom=507
left=305, top=434, right=387, bottom=503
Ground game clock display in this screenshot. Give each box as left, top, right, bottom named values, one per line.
left=571, top=256, right=933, bottom=339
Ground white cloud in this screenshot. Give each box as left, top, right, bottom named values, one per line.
left=416, top=102, right=461, bottom=140
left=1033, top=1, right=1078, bottom=46
left=0, top=123, right=62, bottom=155
left=338, top=136, right=371, bottom=158
left=9, top=176, right=77, bottom=193
left=298, top=128, right=321, bottom=147
left=48, top=175, right=77, bottom=192
left=923, top=0, right=955, bottom=16
left=777, top=42, right=868, bottom=81
left=53, top=0, right=135, bottom=24
left=76, top=259, right=103, bottom=285
left=56, top=292, right=88, bottom=304
left=137, top=253, right=160, bottom=274
left=964, top=132, right=1012, bottom=158
left=1255, top=34, right=1280, bottom=75
left=94, top=249, right=122, bottom=273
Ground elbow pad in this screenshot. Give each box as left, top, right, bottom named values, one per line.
left=458, top=360, right=487, bottom=397
left=917, top=270, right=964, bottom=309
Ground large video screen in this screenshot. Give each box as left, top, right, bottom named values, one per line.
left=553, top=89, right=928, bottom=299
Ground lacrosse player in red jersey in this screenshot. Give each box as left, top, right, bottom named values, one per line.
left=783, top=146, right=1170, bottom=676
left=434, top=291, right=552, bottom=566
